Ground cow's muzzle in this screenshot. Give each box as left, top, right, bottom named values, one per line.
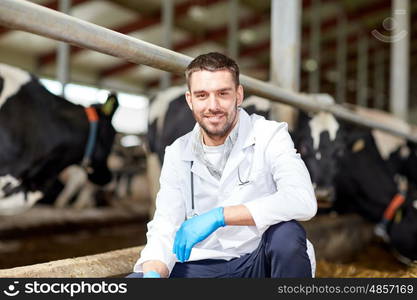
left=314, top=187, right=335, bottom=208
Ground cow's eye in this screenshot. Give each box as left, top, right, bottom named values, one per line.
left=299, top=145, right=309, bottom=156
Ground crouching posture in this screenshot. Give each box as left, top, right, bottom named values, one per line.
left=128, top=52, right=317, bottom=278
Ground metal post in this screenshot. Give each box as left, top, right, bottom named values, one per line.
left=160, top=0, right=173, bottom=89
left=57, top=0, right=71, bottom=97
left=269, top=0, right=301, bottom=128
left=374, top=48, right=385, bottom=110
left=228, top=0, right=239, bottom=59
left=356, top=35, right=368, bottom=107
left=308, top=0, right=321, bottom=94
left=390, top=0, right=410, bottom=120
left=336, top=11, right=347, bottom=104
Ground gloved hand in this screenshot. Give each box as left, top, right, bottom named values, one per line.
left=143, top=271, right=161, bottom=278
left=173, top=207, right=225, bottom=262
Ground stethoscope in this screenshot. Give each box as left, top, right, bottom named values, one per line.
left=188, top=158, right=253, bottom=219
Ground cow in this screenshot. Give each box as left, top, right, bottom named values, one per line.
left=0, top=63, right=119, bottom=215
left=293, top=107, right=417, bottom=263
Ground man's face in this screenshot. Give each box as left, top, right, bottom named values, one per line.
left=185, top=70, right=243, bottom=140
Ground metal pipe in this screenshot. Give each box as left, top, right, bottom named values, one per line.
left=336, top=10, right=347, bottom=104
left=308, top=0, right=321, bottom=94
left=389, top=0, right=410, bottom=120
left=56, top=0, right=71, bottom=97
left=269, top=0, right=301, bottom=129
left=0, top=0, right=416, bottom=142
left=228, top=0, right=239, bottom=59
left=356, top=35, right=369, bottom=107
left=160, top=0, right=173, bottom=89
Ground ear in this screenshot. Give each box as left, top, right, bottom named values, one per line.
left=185, top=90, right=193, bottom=111
left=237, top=84, right=244, bottom=107
left=101, top=92, right=119, bottom=118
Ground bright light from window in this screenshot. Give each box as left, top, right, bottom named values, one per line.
left=65, top=83, right=103, bottom=107
left=118, top=92, right=148, bottom=110
left=40, top=78, right=149, bottom=134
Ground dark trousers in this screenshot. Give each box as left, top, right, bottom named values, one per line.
left=127, top=220, right=312, bottom=278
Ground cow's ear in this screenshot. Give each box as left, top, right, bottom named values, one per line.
left=101, top=93, right=119, bottom=117
left=352, top=138, right=365, bottom=153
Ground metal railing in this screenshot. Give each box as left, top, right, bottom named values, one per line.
left=1, top=0, right=416, bottom=142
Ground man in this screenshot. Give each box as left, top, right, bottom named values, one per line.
left=129, top=52, right=317, bottom=278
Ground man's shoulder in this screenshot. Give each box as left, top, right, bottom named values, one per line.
left=250, top=113, right=289, bottom=139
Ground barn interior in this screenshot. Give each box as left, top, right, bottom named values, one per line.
left=0, top=0, right=416, bottom=278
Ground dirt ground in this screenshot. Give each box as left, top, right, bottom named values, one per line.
left=316, top=242, right=416, bottom=277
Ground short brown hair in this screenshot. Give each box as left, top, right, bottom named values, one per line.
left=185, top=52, right=240, bottom=89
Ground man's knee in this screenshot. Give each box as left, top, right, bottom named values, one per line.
left=264, top=220, right=307, bottom=259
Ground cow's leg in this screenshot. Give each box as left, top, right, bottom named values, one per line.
left=0, top=175, right=21, bottom=198
left=0, top=190, right=43, bottom=215
left=54, top=166, right=88, bottom=208
left=72, top=182, right=96, bottom=209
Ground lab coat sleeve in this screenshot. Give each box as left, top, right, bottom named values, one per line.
left=244, top=122, right=317, bottom=231
left=134, top=144, right=185, bottom=275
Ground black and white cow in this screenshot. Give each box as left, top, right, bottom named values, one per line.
left=0, top=63, right=119, bottom=215
left=293, top=108, right=417, bottom=263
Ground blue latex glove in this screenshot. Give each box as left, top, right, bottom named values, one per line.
left=143, top=271, right=161, bottom=278
left=173, top=207, right=225, bottom=262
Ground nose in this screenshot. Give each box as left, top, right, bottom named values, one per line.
left=207, top=93, right=220, bottom=111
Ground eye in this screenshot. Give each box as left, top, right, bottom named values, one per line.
left=196, top=93, right=207, bottom=99
left=219, top=91, right=230, bottom=97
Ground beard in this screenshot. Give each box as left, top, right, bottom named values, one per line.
left=193, top=104, right=239, bottom=138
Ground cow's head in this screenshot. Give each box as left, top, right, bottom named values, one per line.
left=388, top=141, right=417, bottom=189
left=86, top=93, right=119, bottom=185
left=388, top=187, right=417, bottom=263
left=294, top=111, right=345, bottom=206
left=332, top=125, right=398, bottom=221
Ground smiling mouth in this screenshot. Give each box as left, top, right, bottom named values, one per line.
left=206, top=115, right=224, bottom=122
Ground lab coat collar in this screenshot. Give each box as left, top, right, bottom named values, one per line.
left=181, top=108, right=255, bottom=162
left=220, top=109, right=255, bottom=185
left=181, top=109, right=256, bottom=186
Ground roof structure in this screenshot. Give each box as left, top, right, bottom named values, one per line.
left=0, top=0, right=416, bottom=115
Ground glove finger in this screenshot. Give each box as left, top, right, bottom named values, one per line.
left=173, top=226, right=184, bottom=259
left=173, top=231, right=179, bottom=257
left=184, top=241, right=193, bottom=261
left=178, top=241, right=186, bottom=262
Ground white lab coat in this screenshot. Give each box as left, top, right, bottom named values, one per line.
left=134, top=109, right=317, bottom=275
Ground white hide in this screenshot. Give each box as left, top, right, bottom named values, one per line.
left=308, top=112, right=340, bottom=150
left=354, top=106, right=411, bottom=160
left=0, top=190, right=43, bottom=216
left=148, top=85, right=186, bottom=134
left=0, top=63, right=31, bottom=109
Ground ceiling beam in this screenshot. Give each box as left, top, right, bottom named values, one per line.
left=145, top=36, right=271, bottom=88
left=99, top=11, right=268, bottom=78
left=37, top=0, right=227, bottom=66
